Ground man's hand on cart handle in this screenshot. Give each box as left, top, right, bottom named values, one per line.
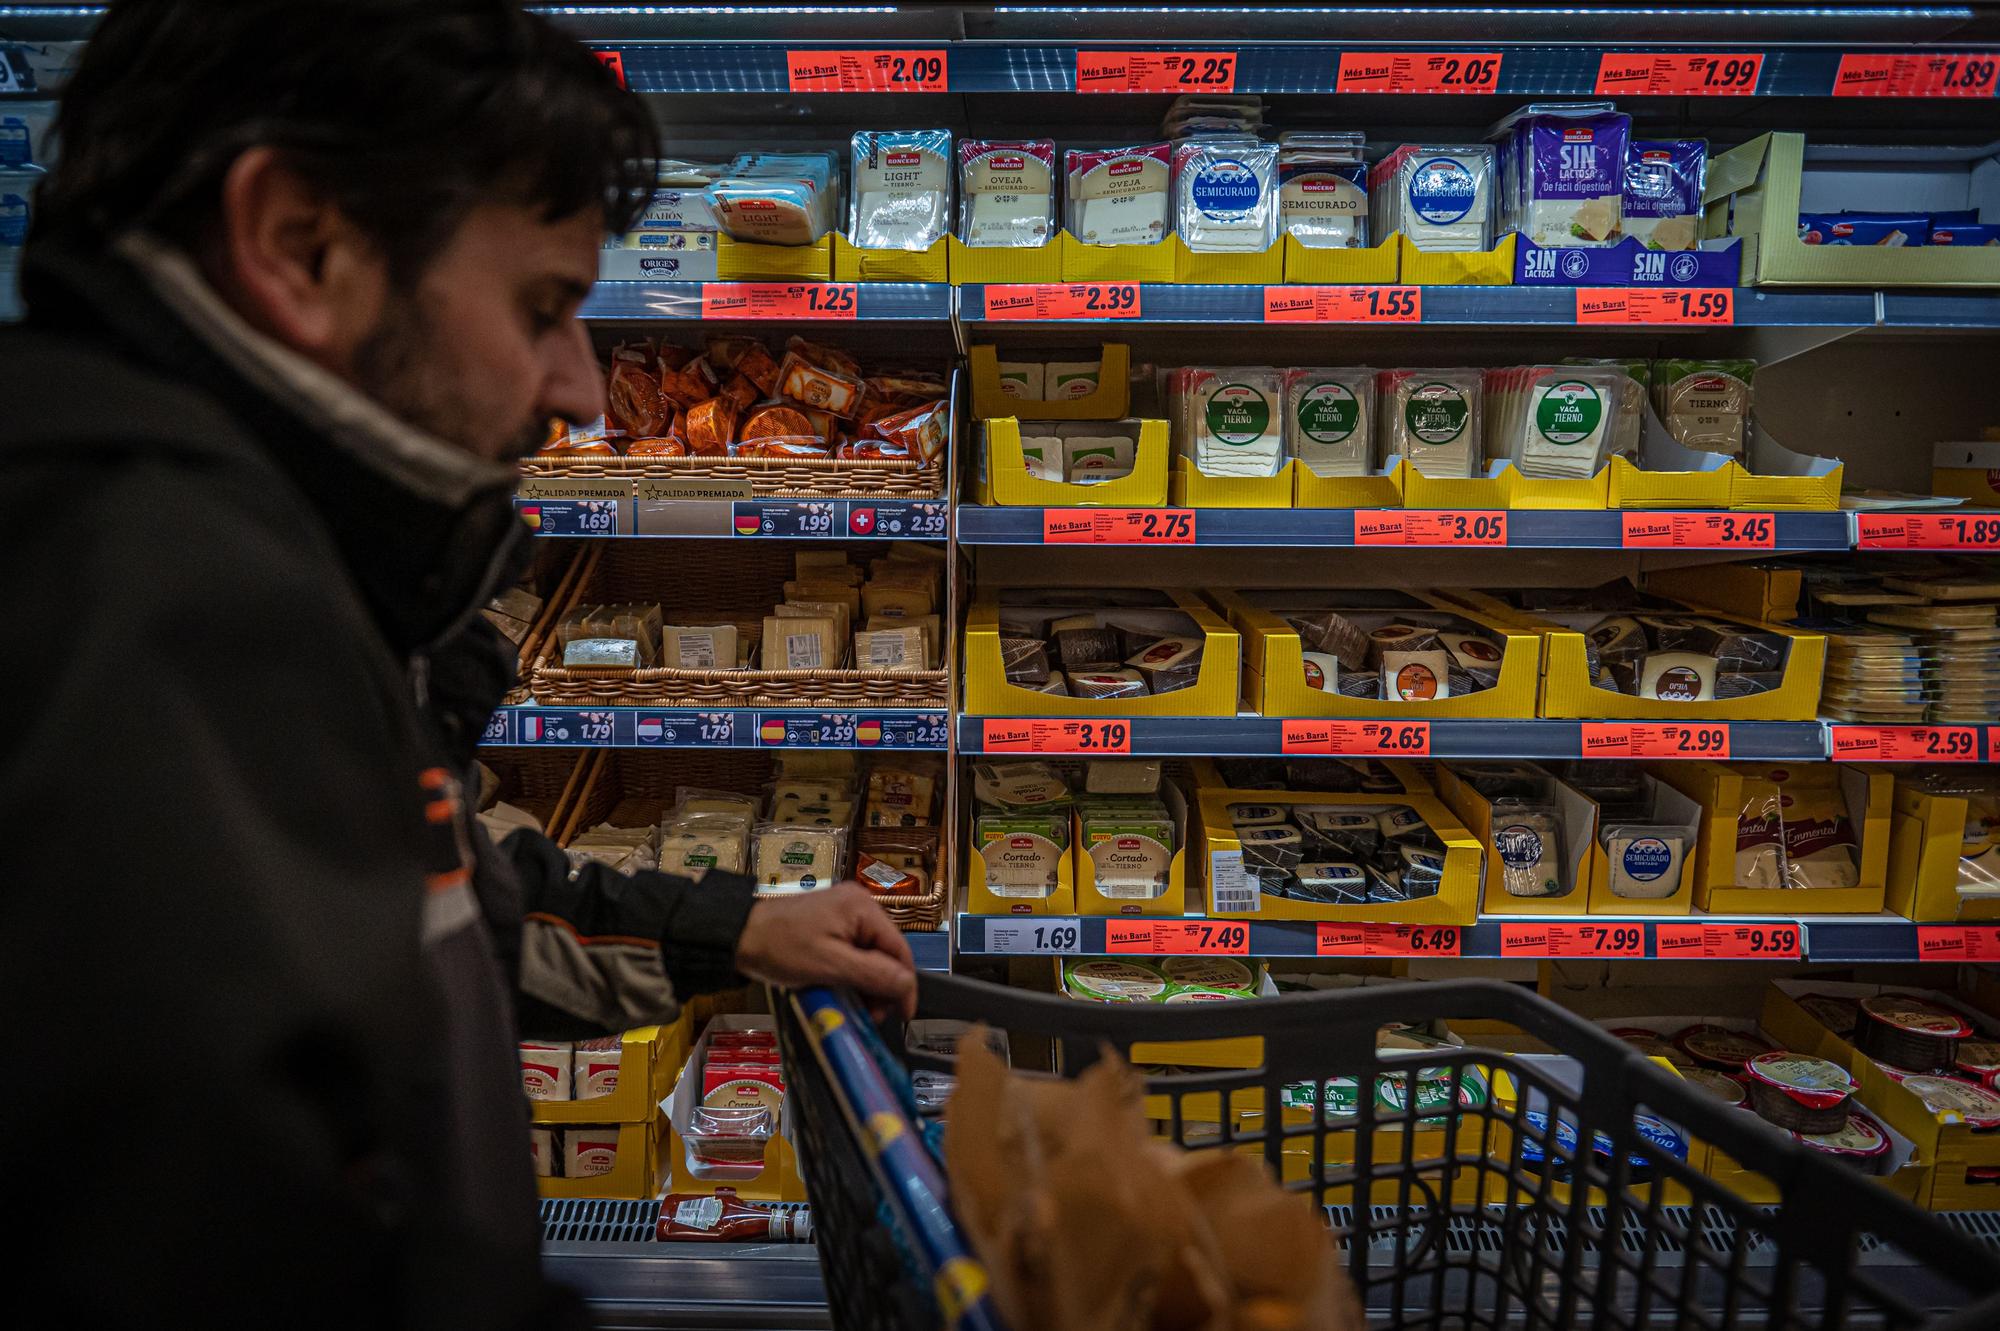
left=735, top=881, right=919, bottom=1020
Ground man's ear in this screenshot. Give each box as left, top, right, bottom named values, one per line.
left=210, top=145, right=388, bottom=365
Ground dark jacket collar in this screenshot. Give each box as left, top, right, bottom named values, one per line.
left=21, top=232, right=530, bottom=657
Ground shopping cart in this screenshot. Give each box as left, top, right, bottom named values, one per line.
left=776, top=973, right=2000, bottom=1330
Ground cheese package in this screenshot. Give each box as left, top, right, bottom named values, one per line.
left=1492, top=799, right=1569, bottom=897
left=1284, top=367, right=1375, bottom=477
left=1172, top=136, right=1279, bottom=253
left=857, top=625, right=926, bottom=669
left=1277, top=131, right=1369, bottom=249
left=1489, top=103, right=1630, bottom=247
left=1373, top=145, right=1494, bottom=252
left=762, top=614, right=839, bottom=671
left=529, top=1128, right=555, bottom=1178
left=563, top=1129, right=619, bottom=1180
left=1651, top=359, right=1755, bottom=458
left=1064, top=435, right=1136, bottom=483
left=705, top=151, right=840, bottom=246
left=1381, top=369, right=1482, bottom=478
left=1624, top=139, right=1707, bottom=251
left=849, top=129, right=952, bottom=251
left=659, top=826, right=749, bottom=880
left=958, top=139, right=1056, bottom=248
left=574, top=1038, right=623, bottom=1100
left=1044, top=361, right=1103, bottom=400
left=1485, top=365, right=1622, bottom=480
left=996, top=360, right=1045, bottom=399
left=753, top=824, right=846, bottom=894
left=1172, top=365, right=1286, bottom=478
left=1065, top=142, right=1172, bottom=247
left=520, top=1041, right=573, bottom=1101
left=662, top=624, right=739, bottom=671
left=976, top=813, right=1068, bottom=898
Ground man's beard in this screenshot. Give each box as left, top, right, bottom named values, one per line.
left=350, top=293, right=545, bottom=463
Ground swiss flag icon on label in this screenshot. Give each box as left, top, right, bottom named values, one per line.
left=849, top=507, right=877, bottom=535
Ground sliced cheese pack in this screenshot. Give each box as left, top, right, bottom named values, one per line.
left=957, top=139, right=1055, bottom=248
left=849, top=129, right=952, bottom=251
left=1171, top=366, right=1286, bottom=478
left=1065, top=142, right=1172, bottom=247
left=1485, top=364, right=1622, bottom=480
left=1381, top=369, right=1482, bottom=478
left=1372, top=145, right=1494, bottom=252
left=1283, top=367, right=1376, bottom=477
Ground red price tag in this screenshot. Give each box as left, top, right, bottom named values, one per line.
left=1354, top=511, right=1508, bottom=546
left=593, top=50, right=628, bottom=87
left=1281, top=720, right=1431, bottom=757
left=1317, top=923, right=1463, bottom=957
left=1501, top=922, right=1646, bottom=958
left=1829, top=725, right=1979, bottom=762
left=1576, top=288, right=1734, bottom=326
left=1107, top=919, right=1251, bottom=955
left=1594, top=52, right=1763, bottom=96
left=982, top=283, right=1142, bottom=320
left=1262, top=285, right=1421, bottom=324
left=980, top=718, right=1131, bottom=755
left=1580, top=722, right=1731, bottom=760
left=1620, top=512, right=1774, bottom=550
left=1917, top=926, right=2000, bottom=961
left=1076, top=49, right=1238, bottom=93
left=786, top=49, right=948, bottom=93
left=1656, top=922, right=1802, bottom=960
left=1856, top=513, right=2000, bottom=550
left=1041, top=509, right=1196, bottom=545
left=1337, top=51, right=1502, bottom=94
left=1834, top=53, right=1999, bottom=98
left=700, top=283, right=857, bottom=321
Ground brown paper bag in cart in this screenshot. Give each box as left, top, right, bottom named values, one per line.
left=943, top=1033, right=1363, bottom=1331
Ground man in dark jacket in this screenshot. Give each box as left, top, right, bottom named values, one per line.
left=0, top=1, right=917, bottom=1324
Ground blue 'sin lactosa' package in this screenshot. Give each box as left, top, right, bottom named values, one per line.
left=1623, top=139, right=1707, bottom=252
left=1489, top=102, right=1631, bottom=248
left=1278, top=131, right=1369, bottom=249
left=1797, top=213, right=1928, bottom=246
left=850, top=129, right=953, bottom=251
left=1172, top=136, right=1280, bottom=252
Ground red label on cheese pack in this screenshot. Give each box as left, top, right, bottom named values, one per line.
left=1577, top=288, right=1734, bottom=325
left=1856, top=513, right=2000, bottom=550
left=1076, top=50, right=1238, bottom=93
left=1262, top=285, right=1420, bottom=323
left=786, top=49, right=948, bottom=93
left=1833, top=53, right=1999, bottom=98
left=980, top=718, right=1131, bottom=755
left=982, top=283, right=1141, bottom=320
left=1281, top=720, right=1430, bottom=757
left=1580, top=722, right=1731, bottom=760
left=1829, top=725, right=1978, bottom=762
left=1594, top=52, right=1763, bottom=96
left=700, top=283, right=857, bottom=321
left=1042, top=509, right=1195, bottom=545
left=1337, top=51, right=1501, bottom=94
left=1106, top=919, right=1250, bottom=954
left=1620, top=512, right=1774, bottom=549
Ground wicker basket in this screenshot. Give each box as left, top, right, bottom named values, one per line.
left=530, top=542, right=948, bottom=709
left=500, top=543, right=596, bottom=706
left=477, top=749, right=592, bottom=839
left=518, top=449, right=944, bottom=500
left=561, top=751, right=947, bottom=932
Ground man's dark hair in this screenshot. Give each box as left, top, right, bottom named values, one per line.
left=31, top=0, right=658, bottom=279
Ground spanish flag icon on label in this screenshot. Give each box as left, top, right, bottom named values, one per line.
left=518, top=506, right=543, bottom=530
left=759, top=719, right=787, bottom=745
left=856, top=720, right=882, bottom=746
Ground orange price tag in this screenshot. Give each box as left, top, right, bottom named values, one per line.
left=1917, top=926, right=2000, bottom=962
left=1076, top=49, right=1237, bottom=93
left=1829, top=725, right=1979, bottom=762
left=1107, top=919, right=1251, bottom=955
left=786, top=49, right=948, bottom=93
left=1620, top=512, right=1774, bottom=550
left=1355, top=510, right=1507, bottom=546
left=1281, top=720, right=1431, bottom=757
left=700, top=283, right=857, bottom=321
left=1834, top=53, right=1999, bottom=98
left=1041, top=509, right=1195, bottom=544
left=1317, top=923, right=1462, bottom=957
left=1856, top=513, right=2000, bottom=550
left=1501, top=922, right=1646, bottom=958
left=1580, top=722, right=1731, bottom=760
left=1594, top=52, right=1763, bottom=96
left=1656, top=922, right=1802, bottom=960
left=1262, top=285, right=1421, bottom=323
left=980, top=718, right=1131, bottom=755
left=593, top=50, right=628, bottom=87
left=982, top=283, right=1141, bottom=320
left=1576, top=287, right=1734, bottom=326
left=1337, top=51, right=1501, bottom=94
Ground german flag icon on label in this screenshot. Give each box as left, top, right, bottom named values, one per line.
left=734, top=512, right=764, bottom=536
left=856, top=719, right=882, bottom=746
left=759, top=719, right=787, bottom=745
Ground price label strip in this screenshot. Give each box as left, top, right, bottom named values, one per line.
left=1829, top=725, right=1979, bottom=762
left=1916, top=926, right=2000, bottom=962
left=786, top=49, right=948, bottom=93
left=1281, top=720, right=1431, bottom=757
left=981, top=718, right=1133, bottom=754
left=1856, top=513, right=2000, bottom=550
left=517, top=499, right=622, bottom=537
left=1500, top=922, right=1646, bottom=958
left=1076, top=49, right=1237, bottom=93
left=1620, top=512, right=1774, bottom=550
left=1594, top=52, right=1763, bottom=96
left=1316, top=923, right=1462, bottom=957
left=516, top=709, right=624, bottom=746
left=701, top=283, right=858, bottom=320
left=733, top=500, right=840, bottom=538
left=983, top=917, right=1084, bottom=955
left=1262, top=285, right=1421, bottom=324
left=869, top=713, right=951, bottom=749
left=1336, top=51, right=1502, bottom=94
left=1576, top=288, right=1734, bottom=326
left=864, top=500, right=949, bottom=539
left=1833, top=53, right=1999, bottom=98
left=1041, top=508, right=1196, bottom=545
left=1580, top=722, right=1731, bottom=760
left=634, top=711, right=736, bottom=746
left=481, top=711, right=513, bottom=745
left=1655, top=922, right=1802, bottom=960
left=1106, top=919, right=1251, bottom=955
left=982, top=283, right=1141, bottom=320
left=1355, top=510, right=1507, bottom=547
